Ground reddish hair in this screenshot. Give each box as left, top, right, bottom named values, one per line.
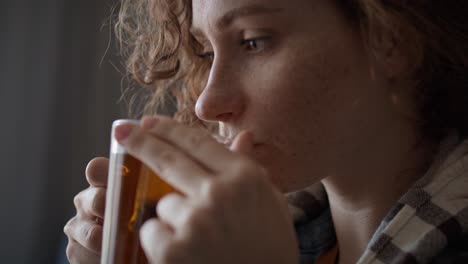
left=115, top=0, right=468, bottom=142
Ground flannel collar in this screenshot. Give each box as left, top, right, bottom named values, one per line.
left=287, top=136, right=468, bottom=264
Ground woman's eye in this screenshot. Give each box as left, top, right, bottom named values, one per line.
left=198, top=52, right=215, bottom=63
left=241, top=37, right=269, bottom=52
left=196, top=37, right=270, bottom=63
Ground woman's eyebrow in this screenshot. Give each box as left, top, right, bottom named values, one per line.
left=190, top=4, right=283, bottom=37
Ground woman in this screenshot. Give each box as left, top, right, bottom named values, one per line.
left=64, top=0, right=468, bottom=263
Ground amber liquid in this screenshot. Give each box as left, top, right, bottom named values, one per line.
left=101, top=153, right=176, bottom=264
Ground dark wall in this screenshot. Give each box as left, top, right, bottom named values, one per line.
left=0, top=0, right=126, bottom=263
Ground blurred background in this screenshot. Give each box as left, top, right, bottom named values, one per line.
left=0, top=0, right=130, bottom=263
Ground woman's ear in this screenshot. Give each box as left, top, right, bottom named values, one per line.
left=369, top=22, right=423, bottom=119
left=370, top=22, right=423, bottom=83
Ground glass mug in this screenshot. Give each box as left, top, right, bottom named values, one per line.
left=101, top=119, right=176, bottom=264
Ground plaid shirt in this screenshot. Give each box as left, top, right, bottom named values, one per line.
left=287, top=136, right=468, bottom=264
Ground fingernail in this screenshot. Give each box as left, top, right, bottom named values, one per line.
left=114, top=124, right=134, bottom=142
left=141, top=116, right=159, bottom=130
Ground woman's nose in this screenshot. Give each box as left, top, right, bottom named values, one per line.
left=195, top=63, right=245, bottom=122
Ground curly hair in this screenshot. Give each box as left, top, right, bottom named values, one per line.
left=115, top=0, right=468, bottom=143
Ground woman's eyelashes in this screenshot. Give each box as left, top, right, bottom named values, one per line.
left=198, top=51, right=215, bottom=62
left=241, top=36, right=271, bottom=53
left=197, top=36, right=272, bottom=64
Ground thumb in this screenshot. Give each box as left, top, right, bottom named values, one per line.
left=229, top=130, right=254, bottom=155
left=86, top=157, right=109, bottom=187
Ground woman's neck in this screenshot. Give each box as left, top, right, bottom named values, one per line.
left=321, top=137, right=434, bottom=264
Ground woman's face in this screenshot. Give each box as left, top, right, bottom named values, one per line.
left=192, top=0, right=410, bottom=192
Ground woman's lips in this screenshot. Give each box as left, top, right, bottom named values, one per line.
left=213, top=134, right=232, bottom=146
left=215, top=136, right=263, bottom=149
left=213, top=131, right=264, bottom=149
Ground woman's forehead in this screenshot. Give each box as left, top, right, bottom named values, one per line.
left=191, top=0, right=310, bottom=33
left=192, top=0, right=281, bottom=13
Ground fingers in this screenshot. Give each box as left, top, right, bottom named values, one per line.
left=74, top=187, right=106, bottom=219
left=66, top=239, right=100, bottom=264
left=140, top=116, right=237, bottom=172
left=64, top=217, right=103, bottom=254
left=140, top=218, right=176, bottom=263
left=115, top=124, right=210, bottom=196
left=64, top=157, right=107, bottom=263
left=156, top=193, right=191, bottom=229
left=86, top=157, right=109, bottom=187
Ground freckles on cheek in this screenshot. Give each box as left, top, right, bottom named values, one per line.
left=253, top=40, right=357, bottom=131
left=267, top=50, right=358, bottom=144
left=276, top=54, right=335, bottom=110
left=293, top=49, right=356, bottom=106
